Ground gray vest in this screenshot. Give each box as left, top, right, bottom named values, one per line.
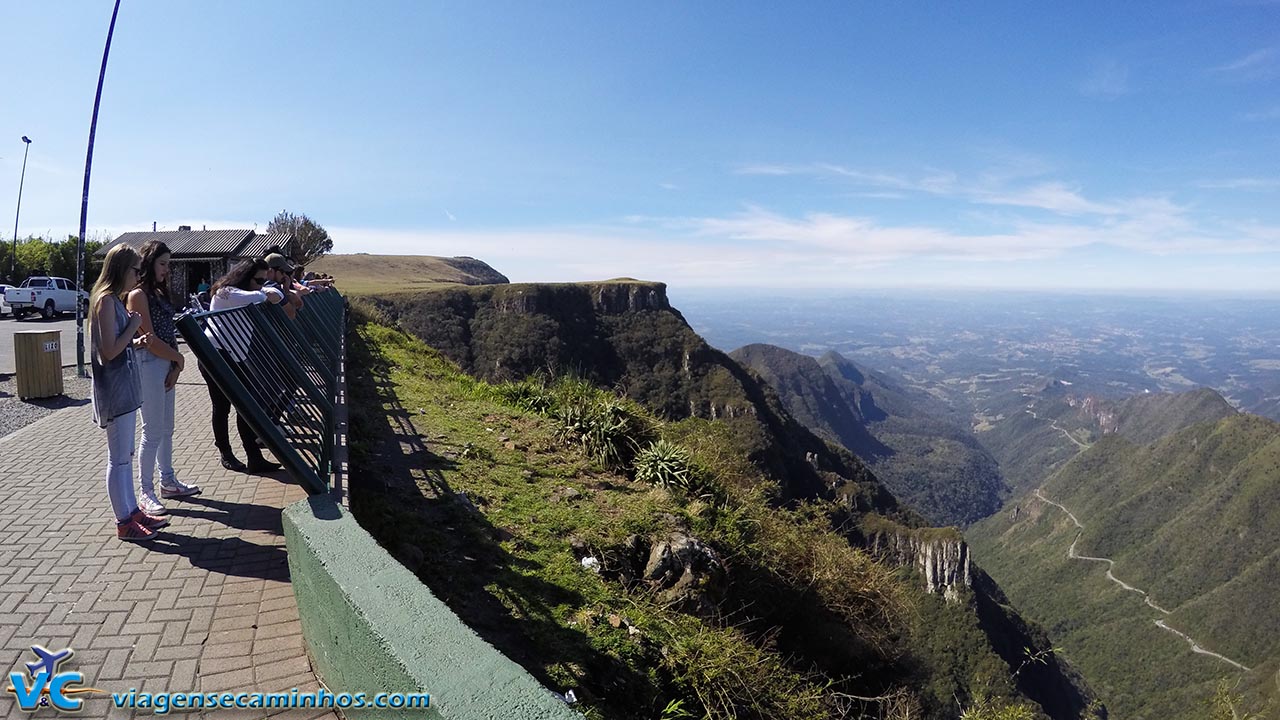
left=91, top=295, right=142, bottom=427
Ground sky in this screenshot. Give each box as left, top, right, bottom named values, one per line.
left=2, top=1, right=1280, bottom=291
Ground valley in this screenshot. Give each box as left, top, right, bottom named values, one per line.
left=679, top=289, right=1280, bottom=719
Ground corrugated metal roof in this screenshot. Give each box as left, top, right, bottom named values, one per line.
left=236, top=232, right=293, bottom=259
left=98, top=229, right=295, bottom=260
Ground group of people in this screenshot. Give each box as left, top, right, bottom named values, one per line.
left=90, top=242, right=333, bottom=542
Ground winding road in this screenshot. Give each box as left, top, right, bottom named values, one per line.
left=1033, top=489, right=1252, bottom=672
left=1025, top=406, right=1091, bottom=450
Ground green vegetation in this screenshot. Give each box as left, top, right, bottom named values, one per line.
left=729, top=344, right=1008, bottom=526
left=1, top=234, right=107, bottom=283
left=976, top=383, right=1237, bottom=496
left=346, top=300, right=1075, bottom=720
left=968, top=413, right=1280, bottom=719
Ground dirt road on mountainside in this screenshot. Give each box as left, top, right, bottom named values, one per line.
left=1032, top=489, right=1251, bottom=672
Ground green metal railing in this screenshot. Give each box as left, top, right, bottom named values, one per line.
left=177, top=289, right=346, bottom=495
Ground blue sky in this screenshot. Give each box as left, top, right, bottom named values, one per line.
left=2, top=1, right=1279, bottom=290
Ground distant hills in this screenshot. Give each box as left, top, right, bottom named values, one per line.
left=976, top=381, right=1237, bottom=494
left=968, top=405, right=1279, bottom=719
left=730, top=344, right=1007, bottom=526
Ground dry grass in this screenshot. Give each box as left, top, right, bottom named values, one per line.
left=307, top=253, right=507, bottom=295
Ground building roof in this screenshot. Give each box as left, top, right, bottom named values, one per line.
left=97, top=229, right=293, bottom=260
left=238, top=231, right=293, bottom=260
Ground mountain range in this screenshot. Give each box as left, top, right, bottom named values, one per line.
left=968, top=399, right=1280, bottom=719
left=730, top=343, right=1008, bottom=526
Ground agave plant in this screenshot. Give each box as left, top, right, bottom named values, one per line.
left=634, top=440, right=694, bottom=488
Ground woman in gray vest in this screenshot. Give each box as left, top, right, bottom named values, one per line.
left=128, top=240, right=201, bottom=516
left=91, top=244, right=169, bottom=542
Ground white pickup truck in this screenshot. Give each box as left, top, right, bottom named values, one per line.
left=7, top=276, right=90, bottom=320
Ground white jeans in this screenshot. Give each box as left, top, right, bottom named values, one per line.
left=105, top=411, right=138, bottom=522
left=137, top=352, right=177, bottom=494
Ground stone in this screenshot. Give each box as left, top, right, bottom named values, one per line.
left=642, top=532, right=727, bottom=618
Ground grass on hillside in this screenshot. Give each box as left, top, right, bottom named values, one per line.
left=308, top=254, right=505, bottom=295
left=345, top=302, right=1041, bottom=720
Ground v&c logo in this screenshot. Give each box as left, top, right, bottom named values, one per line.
left=5, top=645, right=107, bottom=713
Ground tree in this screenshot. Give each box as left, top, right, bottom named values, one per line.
left=266, top=210, right=333, bottom=265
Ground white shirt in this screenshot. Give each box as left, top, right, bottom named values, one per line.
left=205, top=286, right=283, bottom=362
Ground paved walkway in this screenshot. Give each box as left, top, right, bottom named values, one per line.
left=0, top=356, right=338, bottom=719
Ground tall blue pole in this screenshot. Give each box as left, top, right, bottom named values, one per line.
left=77, top=0, right=122, bottom=378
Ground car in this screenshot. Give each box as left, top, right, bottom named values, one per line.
left=0, top=284, right=14, bottom=318
left=6, top=276, right=90, bottom=320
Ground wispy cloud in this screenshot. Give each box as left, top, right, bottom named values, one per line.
left=1197, top=177, right=1280, bottom=190
left=735, top=164, right=797, bottom=176
left=735, top=161, right=1139, bottom=218
left=1242, top=105, right=1280, bottom=121
left=444, top=209, right=457, bottom=221
left=1079, top=60, right=1130, bottom=98
left=1210, top=47, right=1279, bottom=81
left=327, top=196, right=1280, bottom=288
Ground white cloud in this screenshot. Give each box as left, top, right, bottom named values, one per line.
left=1197, top=177, right=1280, bottom=190
left=1210, top=47, right=1279, bottom=81
left=323, top=193, right=1280, bottom=288
left=1079, top=60, right=1130, bottom=98
left=978, top=182, right=1119, bottom=215
left=1213, top=47, right=1277, bottom=73
left=1242, top=105, right=1280, bottom=121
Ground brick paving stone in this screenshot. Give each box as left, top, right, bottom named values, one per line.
left=0, top=363, right=338, bottom=719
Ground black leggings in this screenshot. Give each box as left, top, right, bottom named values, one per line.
left=199, top=361, right=266, bottom=462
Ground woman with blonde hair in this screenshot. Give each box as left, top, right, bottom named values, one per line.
left=128, top=240, right=200, bottom=516
left=91, top=244, right=168, bottom=542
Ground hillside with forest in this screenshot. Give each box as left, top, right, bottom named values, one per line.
left=975, top=380, right=1237, bottom=494
left=349, top=280, right=1099, bottom=719
left=729, top=344, right=1007, bottom=526
left=967, top=410, right=1280, bottom=719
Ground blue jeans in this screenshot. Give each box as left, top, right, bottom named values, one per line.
left=105, top=411, right=137, bottom=522
left=137, top=352, right=178, bottom=495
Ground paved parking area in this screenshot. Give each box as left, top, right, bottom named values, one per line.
left=0, top=356, right=337, bottom=719
left=0, top=316, right=81, bottom=374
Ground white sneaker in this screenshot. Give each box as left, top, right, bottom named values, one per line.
left=160, top=479, right=202, bottom=499
left=138, top=491, right=168, bottom=516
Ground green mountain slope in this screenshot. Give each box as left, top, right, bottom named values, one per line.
left=967, top=412, right=1280, bottom=719
left=730, top=344, right=1007, bottom=526
left=363, top=283, right=1099, bottom=719
left=976, top=381, right=1237, bottom=494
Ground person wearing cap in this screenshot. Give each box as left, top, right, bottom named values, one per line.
left=263, top=253, right=310, bottom=319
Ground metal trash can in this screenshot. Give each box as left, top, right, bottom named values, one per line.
left=15, top=330, right=64, bottom=399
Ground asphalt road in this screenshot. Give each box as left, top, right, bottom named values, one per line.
left=0, top=315, right=84, bottom=375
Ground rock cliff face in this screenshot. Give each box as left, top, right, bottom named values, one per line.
left=865, top=528, right=972, bottom=602
left=488, top=280, right=671, bottom=315
left=370, top=280, right=901, bottom=507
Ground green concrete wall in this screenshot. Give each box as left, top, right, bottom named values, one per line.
left=283, top=494, right=582, bottom=720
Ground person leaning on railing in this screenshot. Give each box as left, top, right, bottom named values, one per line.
left=200, top=259, right=286, bottom=474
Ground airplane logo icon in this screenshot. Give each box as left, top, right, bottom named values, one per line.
left=7, top=644, right=106, bottom=712
left=25, top=646, right=73, bottom=679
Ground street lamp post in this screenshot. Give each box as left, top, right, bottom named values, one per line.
left=11, top=135, right=31, bottom=281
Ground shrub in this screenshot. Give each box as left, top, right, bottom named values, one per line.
left=634, top=440, right=695, bottom=488
left=554, top=394, right=651, bottom=469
